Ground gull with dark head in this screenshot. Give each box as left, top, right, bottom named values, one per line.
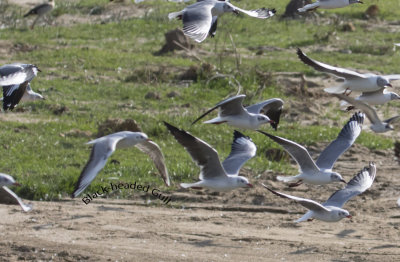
left=340, top=89, right=400, bottom=110
left=258, top=112, right=364, bottom=187
left=164, top=122, right=255, bottom=191
left=262, top=162, right=376, bottom=223
left=192, top=95, right=284, bottom=130
left=168, top=0, right=276, bottom=42
left=297, top=48, right=400, bottom=94
left=72, top=131, right=169, bottom=198
left=24, top=0, right=55, bottom=29
left=335, top=94, right=400, bottom=133
left=298, top=0, right=363, bottom=13
left=0, top=173, right=32, bottom=212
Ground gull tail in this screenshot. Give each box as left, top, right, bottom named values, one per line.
left=168, top=11, right=184, bottom=20
left=298, top=3, right=320, bottom=13
left=324, top=85, right=347, bottom=94
left=295, top=211, right=313, bottom=223
left=276, top=175, right=297, bottom=182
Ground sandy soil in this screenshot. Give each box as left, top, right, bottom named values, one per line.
left=1, top=145, right=399, bottom=262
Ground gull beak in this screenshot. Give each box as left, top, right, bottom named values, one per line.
left=13, top=182, right=21, bottom=186
left=340, top=179, right=346, bottom=183
left=384, top=83, right=392, bottom=88
left=346, top=215, right=352, bottom=219
left=247, top=183, right=253, bottom=188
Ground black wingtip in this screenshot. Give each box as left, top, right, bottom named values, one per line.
left=349, top=111, right=364, bottom=125
left=256, top=129, right=272, bottom=137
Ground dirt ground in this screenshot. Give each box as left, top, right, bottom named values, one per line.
left=1, top=144, right=400, bottom=262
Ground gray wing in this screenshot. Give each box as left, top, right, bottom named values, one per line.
left=222, top=130, right=256, bottom=175
left=245, top=98, right=284, bottom=130
left=297, top=48, right=366, bottom=80
left=0, top=64, right=39, bottom=86
left=334, top=94, right=381, bottom=125
left=324, top=162, right=376, bottom=208
left=0, top=186, right=32, bottom=212
left=258, top=131, right=319, bottom=173
left=182, top=3, right=214, bottom=42
left=164, top=122, right=227, bottom=180
left=192, top=95, right=246, bottom=125
left=262, top=184, right=329, bottom=212
left=72, top=138, right=121, bottom=198
left=383, top=75, right=400, bottom=81
left=226, top=3, right=276, bottom=19
left=316, top=112, right=364, bottom=170
left=135, top=140, right=170, bottom=186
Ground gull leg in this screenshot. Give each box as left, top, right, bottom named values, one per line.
left=288, top=180, right=303, bottom=187
left=30, top=16, right=40, bottom=30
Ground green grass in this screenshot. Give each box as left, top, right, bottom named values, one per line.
left=0, top=0, right=397, bottom=200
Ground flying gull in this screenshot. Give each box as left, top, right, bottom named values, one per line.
left=72, top=131, right=170, bottom=198
left=334, top=94, right=400, bottom=133
left=168, top=0, right=276, bottom=42
left=340, top=89, right=400, bottom=110
left=192, top=95, right=284, bottom=130
left=164, top=122, right=254, bottom=191
left=262, top=162, right=376, bottom=223
left=258, top=112, right=364, bottom=187
left=298, top=0, right=363, bottom=13
left=297, top=48, right=400, bottom=94
left=24, top=0, right=55, bottom=30
left=0, top=173, right=32, bottom=212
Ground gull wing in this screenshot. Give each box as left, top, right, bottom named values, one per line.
left=164, top=121, right=227, bottom=180
left=316, top=112, right=364, bottom=170
left=0, top=64, right=39, bottom=86
left=182, top=2, right=214, bottom=42
left=2, top=81, right=29, bottom=111
left=0, top=186, right=32, bottom=212
left=258, top=131, right=319, bottom=173
left=297, top=48, right=366, bottom=80
left=222, top=130, right=256, bottom=175
left=135, top=140, right=170, bottom=186
left=192, top=95, right=246, bottom=125
left=245, top=98, right=284, bottom=130
left=324, top=162, right=376, bottom=208
left=72, top=137, right=123, bottom=198
left=227, top=3, right=276, bottom=19
left=334, top=94, right=381, bottom=125
left=262, top=184, right=329, bottom=212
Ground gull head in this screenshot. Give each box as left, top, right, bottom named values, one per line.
left=135, top=132, right=149, bottom=142
left=338, top=210, right=352, bottom=219
left=330, top=172, right=346, bottom=183
left=377, top=77, right=392, bottom=88
left=390, top=92, right=400, bottom=101
left=235, top=176, right=253, bottom=188
left=0, top=173, right=21, bottom=187
left=256, top=115, right=274, bottom=126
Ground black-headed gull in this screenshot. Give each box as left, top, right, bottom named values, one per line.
left=297, top=48, right=400, bottom=94
left=334, top=94, right=400, bottom=133
left=258, top=112, right=364, bottom=187
left=72, top=131, right=169, bottom=198
left=298, top=0, right=363, bottom=13
left=0, top=173, right=32, bottom=212
left=262, top=162, right=376, bottom=223
left=340, top=89, right=400, bottom=109
left=0, top=63, right=40, bottom=87
left=168, top=0, right=276, bottom=43
left=192, top=95, right=284, bottom=130
left=1, top=82, right=44, bottom=111
left=24, top=0, right=55, bottom=29
left=164, top=122, right=254, bottom=191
